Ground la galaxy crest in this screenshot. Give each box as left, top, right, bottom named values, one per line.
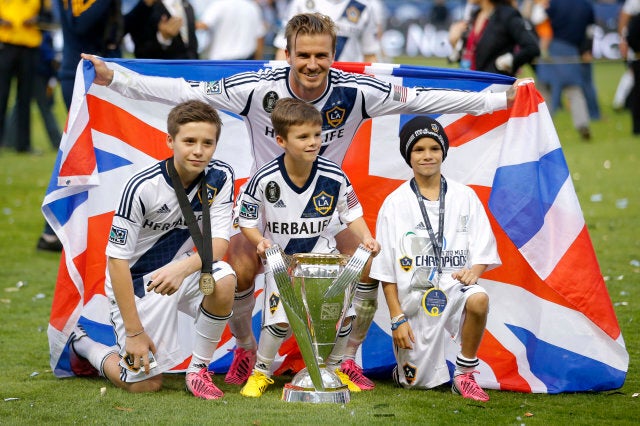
left=263, top=91, right=279, bottom=113
left=346, top=6, right=361, bottom=23
left=313, top=191, right=334, bottom=215
left=399, top=255, right=412, bottom=272
left=402, top=363, right=417, bottom=385
left=269, top=292, right=280, bottom=314
left=325, top=105, right=346, bottom=128
left=198, top=184, right=217, bottom=206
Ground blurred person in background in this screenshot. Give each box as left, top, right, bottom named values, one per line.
left=124, top=0, right=198, bottom=59
left=618, top=0, right=640, bottom=134
left=5, top=29, right=62, bottom=152
left=0, top=0, right=45, bottom=153
left=448, top=0, right=539, bottom=76
left=197, top=0, right=266, bottom=60
left=430, top=0, right=451, bottom=30
left=534, top=0, right=596, bottom=140
left=37, top=0, right=123, bottom=251
left=623, top=0, right=640, bottom=135
left=273, top=0, right=381, bottom=62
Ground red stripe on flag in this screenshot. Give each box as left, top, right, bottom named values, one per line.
left=49, top=251, right=82, bottom=331
left=473, top=186, right=574, bottom=308
left=446, top=110, right=509, bottom=147
left=59, top=119, right=96, bottom=178
left=83, top=212, right=116, bottom=301
left=333, top=61, right=368, bottom=74
left=479, top=331, right=532, bottom=392
left=87, top=95, right=172, bottom=161
left=509, top=83, right=544, bottom=118
left=342, top=120, right=404, bottom=231
left=545, top=227, right=621, bottom=339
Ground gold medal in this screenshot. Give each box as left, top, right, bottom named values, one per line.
left=199, top=273, right=215, bottom=295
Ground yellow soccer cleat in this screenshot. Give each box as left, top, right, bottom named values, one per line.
left=240, top=371, right=274, bottom=397
left=335, top=368, right=361, bottom=392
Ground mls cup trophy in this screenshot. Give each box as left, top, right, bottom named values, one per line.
left=265, top=245, right=371, bottom=403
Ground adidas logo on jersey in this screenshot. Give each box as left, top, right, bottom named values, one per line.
left=273, top=199, right=286, bottom=208
left=156, top=204, right=170, bottom=214
left=415, top=222, right=427, bottom=230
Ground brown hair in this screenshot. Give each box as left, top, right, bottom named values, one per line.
left=270, top=98, right=322, bottom=138
left=167, top=100, right=223, bottom=141
left=284, top=12, right=337, bottom=54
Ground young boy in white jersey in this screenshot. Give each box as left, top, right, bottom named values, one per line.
left=236, top=98, right=380, bottom=397
left=68, top=100, right=237, bottom=400
left=369, top=116, right=501, bottom=402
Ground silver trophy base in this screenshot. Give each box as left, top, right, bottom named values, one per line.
left=281, top=367, right=350, bottom=403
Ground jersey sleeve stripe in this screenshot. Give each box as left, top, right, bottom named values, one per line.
left=116, top=165, right=163, bottom=220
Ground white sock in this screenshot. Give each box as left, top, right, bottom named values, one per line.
left=454, top=353, right=479, bottom=376
left=188, top=305, right=232, bottom=374
left=326, top=322, right=352, bottom=367
left=253, top=324, right=288, bottom=376
left=72, top=336, right=117, bottom=377
left=228, top=286, right=257, bottom=350
left=344, top=282, right=378, bottom=360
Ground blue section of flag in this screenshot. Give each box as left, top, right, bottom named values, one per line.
left=47, top=191, right=88, bottom=227
left=362, top=322, right=395, bottom=377
left=95, top=148, right=133, bottom=173
left=489, top=148, right=570, bottom=248
left=508, top=324, right=626, bottom=393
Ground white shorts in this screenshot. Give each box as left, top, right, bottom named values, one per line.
left=393, top=283, right=488, bottom=389
left=261, top=267, right=356, bottom=328
left=106, top=258, right=235, bottom=383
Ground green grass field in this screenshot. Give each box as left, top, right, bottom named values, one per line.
left=0, top=58, right=638, bottom=424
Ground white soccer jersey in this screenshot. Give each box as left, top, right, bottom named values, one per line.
left=237, top=155, right=362, bottom=254
left=370, top=178, right=500, bottom=388
left=106, top=159, right=235, bottom=298
left=273, top=0, right=381, bottom=62
left=371, top=178, right=500, bottom=294
left=109, top=66, right=506, bottom=174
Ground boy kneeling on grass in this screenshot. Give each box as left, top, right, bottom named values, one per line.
left=69, top=100, right=236, bottom=399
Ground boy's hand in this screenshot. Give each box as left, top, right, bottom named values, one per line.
left=124, top=331, right=157, bottom=375
left=147, top=262, right=188, bottom=295
left=362, top=237, right=381, bottom=257
left=451, top=268, right=479, bottom=286
left=256, top=237, right=272, bottom=258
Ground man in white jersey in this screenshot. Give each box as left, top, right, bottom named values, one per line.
left=81, top=12, right=524, bottom=388
left=236, top=98, right=380, bottom=397
left=68, top=100, right=237, bottom=399
left=273, top=0, right=380, bottom=62
left=370, top=116, right=500, bottom=402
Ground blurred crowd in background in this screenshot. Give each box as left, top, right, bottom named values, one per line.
left=0, top=0, right=638, bottom=250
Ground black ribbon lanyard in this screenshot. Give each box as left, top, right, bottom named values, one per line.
left=409, top=176, right=447, bottom=282
left=167, top=158, right=213, bottom=277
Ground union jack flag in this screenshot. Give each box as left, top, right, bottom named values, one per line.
left=43, top=59, right=628, bottom=392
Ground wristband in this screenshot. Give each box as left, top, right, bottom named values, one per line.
left=126, top=329, right=144, bottom=338
left=391, top=317, right=408, bottom=330
left=390, top=313, right=405, bottom=324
